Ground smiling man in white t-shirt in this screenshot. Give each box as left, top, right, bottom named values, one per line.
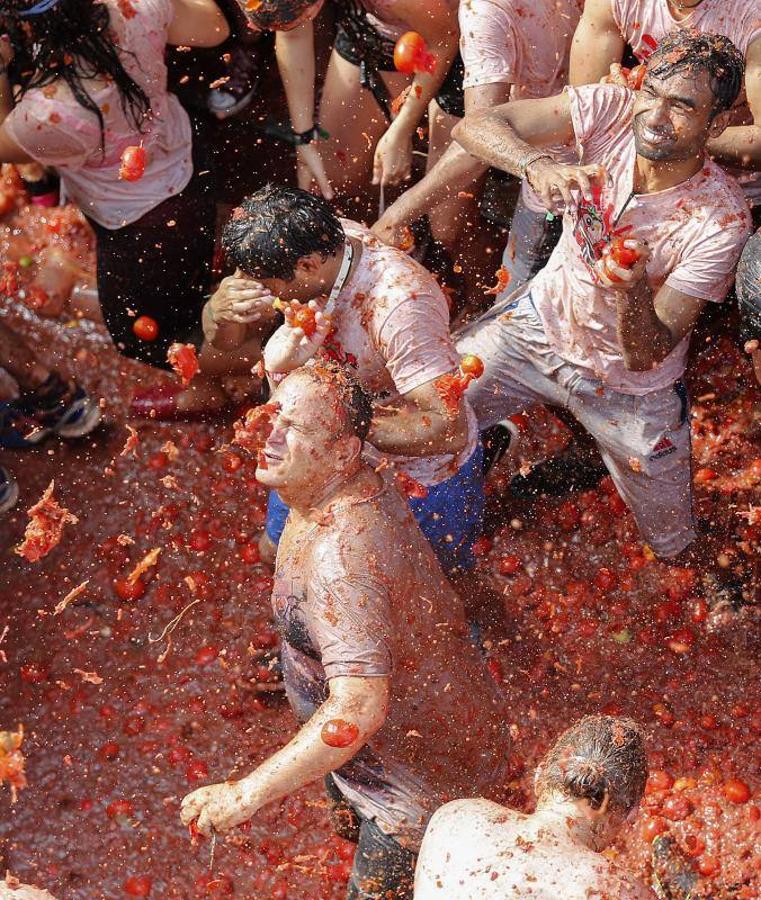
left=451, top=29, right=751, bottom=561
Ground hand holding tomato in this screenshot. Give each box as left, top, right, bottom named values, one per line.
left=262, top=300, right=331, bottom=374
left=596, top=237, right=649, bottom=289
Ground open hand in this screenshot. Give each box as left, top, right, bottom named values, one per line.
left=372, top=128, right=413, bottom=186
left=525, top=157, right=608, bottom=213
left=209, top=273, right=278, bottom=326
left=263, top=300, right=331, bottom=373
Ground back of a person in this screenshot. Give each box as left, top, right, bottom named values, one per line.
left=460, top=0, right=583, bottom=101
left=415, top=799, right=642, bottom=900
left=6, top=0, right=192, bottom=227
left=317, top=485, right=510, bottom=833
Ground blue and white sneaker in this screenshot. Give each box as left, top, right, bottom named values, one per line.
left=0, top=466, right=19, bottom=514
left=0, top=376, right=101, bottom=449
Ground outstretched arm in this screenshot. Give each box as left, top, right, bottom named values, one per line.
left=180, top=675, right=389, bottom=835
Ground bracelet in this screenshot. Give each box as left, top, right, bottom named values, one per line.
left=519, top=150, right=552, bottom=179
left=292, top=124, right=329, bottom=146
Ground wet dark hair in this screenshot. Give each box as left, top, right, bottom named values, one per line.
left=293, top=362, right=373, bottom=445
left=735, top=229, right=761, bottom=343
left=3, top=0, right=150, bottom=151
left=239, top=0, right=318, bottom=29
left=536, top=716, right=647, bottom=814
left=222, top=184, right=345, bottom=281
left=647, top=28, right=744, bottom=117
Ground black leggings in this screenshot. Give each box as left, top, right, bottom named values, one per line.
left=334, top=2, right=464, bottom=120
left=325, top=775, right=417, bottom=899
left=87, top=166, right=215, bottom=371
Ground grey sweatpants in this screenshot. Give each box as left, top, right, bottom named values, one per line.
left=456, top=291, right=696, bottom=558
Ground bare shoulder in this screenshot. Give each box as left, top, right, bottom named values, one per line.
left=426, top=799, right=516, bottom=839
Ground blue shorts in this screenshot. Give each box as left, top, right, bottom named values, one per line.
left=265, top=444, right=485, bottom=574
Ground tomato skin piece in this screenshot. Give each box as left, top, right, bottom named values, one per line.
left=291, top=304, right=317, bottom=337
left=132, top=315, right=159, bottom=342
left=610, top=237, right=640, bottom=269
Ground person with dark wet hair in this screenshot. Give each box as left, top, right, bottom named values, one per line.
left=205, top=185, right=489, bottom=600
left=416, top=715, right=653, bottom=899
left=0, top=0, right=230, bottom=418
left=735, top=228, right=761, bottom=385
left=180, top=364, right=509, bottom=900
left=446, top=31, right=750, bottom=569
left=571, top=0, right=761, bottom=217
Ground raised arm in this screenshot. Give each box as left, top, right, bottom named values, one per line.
left=569, top=0, right=625, bottom=86
left=180, top=675, right=389, bottom=835
left=167, top=0, right=230, bottom=47
left=373, top=0, right=459, bottom=186
left=707, top=36, right=761, bottom=169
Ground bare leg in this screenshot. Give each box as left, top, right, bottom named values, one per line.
left=426, top=100, right=479, bottom=251
left=318, top=50, right=410, bottom=216
left=0, top=322, right=51, bottom=391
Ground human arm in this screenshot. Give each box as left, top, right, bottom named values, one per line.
left=0, top=36, right=29, bottom=162
left=452, top=92, right=606, bottom=210
left=180, top=674, right=389, bottom=835
left=167, top=0, right=230, bottom=47
left=369, top=377, right=468, bottom=456
left=707, top=37, right=761, bottom=168
left=372, top=0, right=459, bottom=186
left=372, top=81, right=511, bottom=247
left=202, top=273, right=281, bottom=352
left=261, top=301, right=332, bottom=384
left=597, top=241, right=707, bottom=372
left=568, top=0, right=625, bottom=87
left=275, top=21, right=333, bottom=198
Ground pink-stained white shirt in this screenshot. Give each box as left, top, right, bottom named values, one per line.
left=5, top=0, right=192, bottom=229
left=609, top=0, right=761, bottom=203
left=459, top=0, right=582, bottom=212
left=459, top=0, right=582, bottom=97
left=529, top=84, right=751, bottom=395
left=319, top=221, right=478, bottom=484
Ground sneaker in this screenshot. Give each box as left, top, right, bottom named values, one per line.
left=206, top=43, right=262, bottom=120
left=651, top=835, right=698, bottom=900
left=509, top=445, right=607, bottom=500
left=1, top=375, right=101, bottom=448
left=0, top=466, right=19, bottom=514
left=481, top=420, right=520, bottom=475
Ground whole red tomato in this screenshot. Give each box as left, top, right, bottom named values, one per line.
left=321, top=719, right=359, bottom=748
left=723, top=778, right=751, bottom=804
left=460, top=354, right=485, bottom=379
left=119, top=145, right=147, bottom=182
left=123, top=875, right=152, bottom=897
left=132, top=315, right=159, bottom=342
left=393, top=31, right=436, bottom=75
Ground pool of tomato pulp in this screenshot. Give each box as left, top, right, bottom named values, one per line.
left=0, top=183, right=759, bottom=898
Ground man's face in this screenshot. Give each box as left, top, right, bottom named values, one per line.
left=256, top=372, right=355, bottom=492
left=632, top=68, right=719, bottom=162
left=256, top=252, right=330, bottom=303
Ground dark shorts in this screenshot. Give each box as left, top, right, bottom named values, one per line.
left=265, top=444, right=485, bottom=573
left=334, top=11, right=464, bottom=120
left=87, top=129, right=215, bottom=371
left=324, top=775, right=416, bottom=900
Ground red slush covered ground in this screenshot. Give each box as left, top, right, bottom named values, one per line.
left=0, top=190, right=759, bottom=899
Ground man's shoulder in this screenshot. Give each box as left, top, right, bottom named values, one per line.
left=426, top=798, right=512, bottom=838
left=689, top=162, right=753, bottom=236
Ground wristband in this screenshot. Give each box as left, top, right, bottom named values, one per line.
left=293, top=124, right=329, bottom=146
left=520, top=151, right=552, bottom=179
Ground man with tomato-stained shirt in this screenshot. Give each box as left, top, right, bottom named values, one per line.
left=570, top=0, right=761, bottom=214
left=450, top=30, right=751, bottom=563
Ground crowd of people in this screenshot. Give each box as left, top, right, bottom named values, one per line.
left=1, top=0, right=760, bottom=897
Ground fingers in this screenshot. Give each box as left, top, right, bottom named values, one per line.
left=180, top=790, right=203, bottom=826
left=574, top=169, right=592, bottom=203
left=372, top=149, right=383, bottom=186
left=313, top=162, right=334, bottom=201
left=196, top=808, right=213, bottom=838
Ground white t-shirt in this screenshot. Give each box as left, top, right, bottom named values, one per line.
left=610, top=0, right=761, bottom=204
left=5, top=0, right=192, bottom=229
left=319, top=221, right=478, bottom=484
left=529, top=84, right=751, bottom=394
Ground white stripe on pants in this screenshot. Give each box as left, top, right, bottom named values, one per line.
left=455, top=292, right=696, bottom=558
